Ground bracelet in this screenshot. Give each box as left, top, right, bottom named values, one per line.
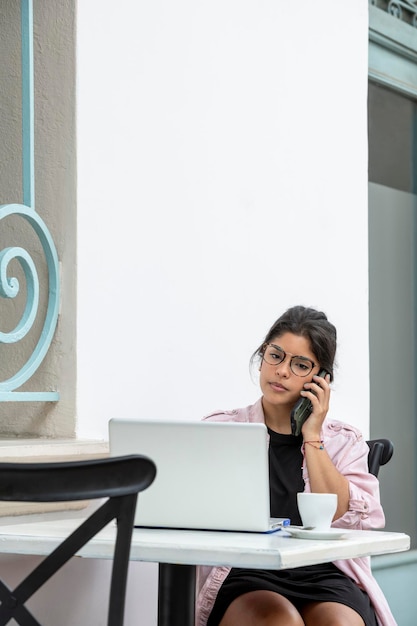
left=303, top=440, right=324, bottom=450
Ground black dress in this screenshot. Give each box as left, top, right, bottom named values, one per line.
left=207, top=428, right=378, bottom=626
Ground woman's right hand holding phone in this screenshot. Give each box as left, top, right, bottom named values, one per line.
left=300, top=372, right=331, bottom=440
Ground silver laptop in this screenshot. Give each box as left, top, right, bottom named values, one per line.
left=108, top=419, right=290, bottom=533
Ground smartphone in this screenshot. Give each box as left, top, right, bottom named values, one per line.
left=290, top=369, right=328, bottom=436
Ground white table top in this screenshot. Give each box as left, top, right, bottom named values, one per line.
left=0, top=509, right=410, bottom=570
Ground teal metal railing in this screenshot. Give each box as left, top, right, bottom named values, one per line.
left=370, top=0, right=417, bottom=27
left=0, top=0, right=60, bottom=402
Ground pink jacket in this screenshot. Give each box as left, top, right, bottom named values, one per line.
left=196, top=398, right=396, bottom=626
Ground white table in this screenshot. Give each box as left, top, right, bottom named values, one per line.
left=0, top=511, right=410, bottom=626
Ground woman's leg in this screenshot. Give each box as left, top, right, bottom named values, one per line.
left=219, top=590, right=304, bottom=626
left=300, top=601, right=366, bottom=626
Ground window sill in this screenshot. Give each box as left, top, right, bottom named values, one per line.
left=0, top=438, right=109, bottom=517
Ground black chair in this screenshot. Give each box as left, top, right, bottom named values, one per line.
left=366, top=439, right=394, bottom=477
left=0, top=455, right=156, bottom=626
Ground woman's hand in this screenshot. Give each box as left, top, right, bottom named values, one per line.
left=300, top=373, right=331, bottom=440
left=300, top=373, right=350, bottom=518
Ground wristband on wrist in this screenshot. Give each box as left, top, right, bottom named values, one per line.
left=303, top=440, right=324, bottom=450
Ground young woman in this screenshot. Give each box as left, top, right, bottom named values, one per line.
left=196, top=306, right=395, bottom=626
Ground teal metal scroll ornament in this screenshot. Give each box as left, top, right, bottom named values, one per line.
left=0, top=0, right=60, bottom=401
left=0, top=204, right=60, bottom=401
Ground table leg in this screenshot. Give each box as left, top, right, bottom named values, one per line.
left=158, top=563, right=196, bottom=626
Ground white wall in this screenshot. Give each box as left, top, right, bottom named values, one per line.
left=76, top=0, right=370, bottom=443
left=27, top=2, right=374, bottom=625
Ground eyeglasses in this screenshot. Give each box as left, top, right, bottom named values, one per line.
left=262, top=343, right=316, bottom=377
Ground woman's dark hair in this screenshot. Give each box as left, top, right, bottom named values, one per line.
left=251, top=306, right=337, bottom=380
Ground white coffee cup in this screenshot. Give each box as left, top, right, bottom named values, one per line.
left=297, top=492, right=337, bottom=530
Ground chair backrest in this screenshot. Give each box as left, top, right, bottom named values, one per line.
left=366, top=438, right=394, bottom=477
left=0, top=455, right=156, bottom=626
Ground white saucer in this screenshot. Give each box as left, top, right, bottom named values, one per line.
left=285, top=527, right=347, bottom=540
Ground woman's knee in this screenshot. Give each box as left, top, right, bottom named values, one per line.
left=301, top=601, right=365, bottom=626
left=219, top=590, right=304, bottom=626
